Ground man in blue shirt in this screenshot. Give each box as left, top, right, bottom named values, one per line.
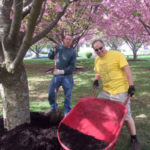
left=48, top=35, right=76, bottom=116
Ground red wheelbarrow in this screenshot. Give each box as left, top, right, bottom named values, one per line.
left=57, top=96, right=129, bottom=150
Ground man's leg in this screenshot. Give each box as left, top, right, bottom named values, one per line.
left=98, top=91, right=140, bottom=150
left=125, top=118, right=136, bottom=135
left=110, top=92, right=141, bottom=150
left=125, top=118, right=141, bottom=150
left=48, top=76, right=60, bottom=111
left=62, top=75, right=74, bottom=115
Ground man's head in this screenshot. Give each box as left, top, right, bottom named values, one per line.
left=92, top=39, right=107, bottom=57
left=63, top=35, right=73, bottom=48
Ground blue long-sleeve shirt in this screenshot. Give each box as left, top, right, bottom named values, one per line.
left=48, top=45, right=76, bottom=75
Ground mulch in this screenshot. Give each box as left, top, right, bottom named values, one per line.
left=0, top=112, right=63, bottom=150
left=58, top=123, right=109, bottom=150
left=0, top=111, right=110, bottom=150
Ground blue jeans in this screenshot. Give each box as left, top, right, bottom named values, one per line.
left=48, top=74, right=74, bottom=115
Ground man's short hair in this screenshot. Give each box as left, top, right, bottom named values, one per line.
left=92, top=39, right=104, bottom=48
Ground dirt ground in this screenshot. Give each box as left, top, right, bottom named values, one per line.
left=0, top=112, right=63, bottom=150
left=0, top=112, right=109, bottom=150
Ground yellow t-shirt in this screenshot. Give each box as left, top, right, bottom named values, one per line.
left=94, top=50, right=129, bottom=94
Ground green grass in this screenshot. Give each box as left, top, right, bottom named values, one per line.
left=127, top=54, right=150, bottom=60
left=0, top=56, right=150, bottom=149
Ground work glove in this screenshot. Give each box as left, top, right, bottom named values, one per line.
left=93, top=80, right=99, bottom=89
left=128, top=85, right=135, bottom=97
left=53, top=69, right=64, bottom=75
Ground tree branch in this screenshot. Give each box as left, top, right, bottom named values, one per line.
left=23, top=0, right=32, bottom=6
left=8, top=0, right=44, bottom=73
left=139, top=18, right=150, bottom=35
left=32, top=2, right=70, bottom=45
left=36, top=0, right=47, bottom=25
left=8, top=0, right=23, bottom=43
left=22, top=2, right=32, bottom=19
left=124, top=36, right=134, bottom=49
left=46, top=36, right=58, bottom=45
left=0, top=0, right=13, bottom=40
left=124, top=36, right=142, bottom=52
left=0, top=42, right=4, bottom=63
left=72, top=26, right=89, bottom=48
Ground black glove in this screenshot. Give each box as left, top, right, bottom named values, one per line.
left=128, top=85, right=135, bottom=97
left=93, top=80, right=99, bottom=89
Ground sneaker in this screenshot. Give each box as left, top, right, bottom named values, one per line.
left=130, top=138, right=141, bottom=150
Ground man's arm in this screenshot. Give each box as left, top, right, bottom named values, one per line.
left=123, top=65, right=135, bottom=96
left=63, top=51, right=76, bottom=74
left=95, top=73, right=100, bottom=80
left=123, top=65, right=134, bottom=85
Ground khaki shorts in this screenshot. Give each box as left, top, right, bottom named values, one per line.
left=98, top=90, right=132, bottom=120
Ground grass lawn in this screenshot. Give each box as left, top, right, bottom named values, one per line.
left=0, top=56, right=150, bottom=150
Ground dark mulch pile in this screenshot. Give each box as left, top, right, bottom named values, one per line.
left=0, top=112, right=63, bottom=150
left=0, top=112, right=110, bottom=150
left=59, top=123, right=109, bottom=150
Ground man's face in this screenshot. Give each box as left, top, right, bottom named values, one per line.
left=93, top=41, right=106, bottom=57
left=63, top=35, right=73, bottom=48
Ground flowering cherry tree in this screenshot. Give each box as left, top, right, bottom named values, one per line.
left=0, top=0, right=78, bottom=130
left=90, top=0, right=150, bottom=60
left=44, top=1, right=100, bottom=49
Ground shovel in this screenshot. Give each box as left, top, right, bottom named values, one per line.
left=47, top=48, right=63, bottom=124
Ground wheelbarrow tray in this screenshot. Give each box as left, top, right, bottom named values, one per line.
left=57, top=97, right=128, bottom=150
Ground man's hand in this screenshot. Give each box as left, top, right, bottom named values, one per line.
left=53, top=69, right=64, bottom=75
left=128, top=85, right=135, bottom=97
left=93, top=80, right=99, bottom=89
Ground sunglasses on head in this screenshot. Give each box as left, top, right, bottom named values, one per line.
left=94, top=47, right=103, bottom=52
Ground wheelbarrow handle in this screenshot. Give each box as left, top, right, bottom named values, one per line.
left=92, top=88, right=97, bottom=97
left=124, top=95, right=130, bottom=105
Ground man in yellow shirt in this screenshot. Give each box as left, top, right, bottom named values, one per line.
left=92, top=39, right=140, bottom=150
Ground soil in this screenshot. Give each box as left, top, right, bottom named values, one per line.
left=59, top=123, right=109, bottom=150
left=0, top=112, right=63, bottom=150
left=0, top=112, right=110, bottom=150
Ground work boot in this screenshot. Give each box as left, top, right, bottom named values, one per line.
left=130, top=138, right=141, bottom=150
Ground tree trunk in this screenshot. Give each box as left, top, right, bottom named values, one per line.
left=36, top=52, right=39, bottom=58
left=0, top=65, right=30, bottom=130
left=133, top=50, right=138, bottom=61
